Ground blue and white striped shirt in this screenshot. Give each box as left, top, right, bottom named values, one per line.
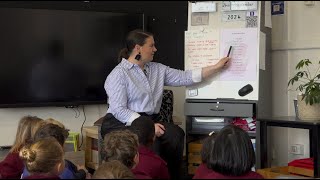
left=105, top=58, right=202, bottom=125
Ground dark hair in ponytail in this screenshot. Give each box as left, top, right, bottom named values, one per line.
left=117, top=29, right=153, bottom=62
left=117, top=48, right=129, bottom=62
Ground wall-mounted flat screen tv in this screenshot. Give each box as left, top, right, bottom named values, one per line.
left=0, top=7, right=144, bottom=107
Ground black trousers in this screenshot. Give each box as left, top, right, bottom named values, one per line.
left=101, top=113, right=185, bottom=179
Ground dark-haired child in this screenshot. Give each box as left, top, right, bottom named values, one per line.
left=193, top=125, right=263, bottom=179
left=130, top=116, right=170, bottom=179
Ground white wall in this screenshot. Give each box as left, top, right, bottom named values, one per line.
left=0, top=104, right=107, bottom=146
left=0, top=88, right=186, bottom=147
left=271, top=1, right=320, bottom=165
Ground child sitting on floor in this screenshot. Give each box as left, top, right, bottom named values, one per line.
left=129, top=116, right=170, bottom=179
left=92, top=160, right=135, bottom=179
left=193, top=125, right=263, bottom=179
left=20, top=137, right=65, bottom=179
left=0, top=116, right=44, bottom=179
left=103, top=129, right=151, bottom=179
left=21, top=121, right=88, bottom=179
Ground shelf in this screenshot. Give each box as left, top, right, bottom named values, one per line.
left=188, top=130, right=256, bottom=138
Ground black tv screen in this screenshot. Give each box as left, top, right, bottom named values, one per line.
left=0, top=8, right=144, bottom=107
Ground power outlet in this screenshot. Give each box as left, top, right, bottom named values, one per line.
left=290, top=144, right=304, bottom=155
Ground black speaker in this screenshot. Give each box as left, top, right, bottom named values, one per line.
left=238, top=84, right=253, bottom=97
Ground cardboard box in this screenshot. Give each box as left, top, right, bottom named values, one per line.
left=188, top=164, right=199, bottom=175
left=288, top=158, right=314, bottom=177
left=257, top=166, right=301, bottom=179
left=188, top=140, right=203, bottom=153
left=188, top=152, right=202, bottom=164
left=188, top=141, right=202, bottom=174
left=288, top=166, right=313, bottom=177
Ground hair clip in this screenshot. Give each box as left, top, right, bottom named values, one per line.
left=208, top=130, right=215, bottom=136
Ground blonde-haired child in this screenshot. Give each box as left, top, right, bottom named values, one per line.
left=20, top=137, right=65, bottom=179
left=45, top=118, right=67, bottom=129
left=0, top=116, right=44, bottom=179
left=21, top=118, right=89, bottom=179
left=93, top=160, right=135, bottom=179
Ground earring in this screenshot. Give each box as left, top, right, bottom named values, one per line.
left=135, top=52, right=141, bottom=61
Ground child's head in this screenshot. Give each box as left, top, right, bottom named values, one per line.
left=33, top=123, right=69, bottom=146
left=129, top=116, right=155, bottom=147
left=45, top=118, right=67, bottom=129
left=200, top=134, right=216, bottom=164
left=10, top=116, right=44, bottom=153
left=92, top=160, right=135, bottom=179
left=19, top=137, right=65, bottom=175
left=207, top=125, right=255, bottom=176
left=104, top=129, right=139, bottom=169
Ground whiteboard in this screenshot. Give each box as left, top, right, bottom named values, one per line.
left=185, top=1, right=261, bottom=100
left=185, top=27, right=259, bottom=100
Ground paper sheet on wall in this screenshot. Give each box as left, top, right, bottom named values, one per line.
left=221, top=1, right=231, bottom=11
left=219, top=28, right=258, bottom=81
left=230, top=1, right=258, bottom=11
left=185, top=29, right=220, bottom=70
left=259, top=31, right=266, bottom=70
left=191, top=2, right=216, bottom=12
left=191, top=12, right=209, bottom=26
left=265, top=1, right=272, bottom=28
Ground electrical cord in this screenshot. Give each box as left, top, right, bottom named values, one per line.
left=72, top=107, right=80, bottom=118
left=76, top=106, right=80, bottom=118
left=79, top=105, right=87, bottom=149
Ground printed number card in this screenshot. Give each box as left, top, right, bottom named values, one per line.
left=222, top=11, right=246, bottom=22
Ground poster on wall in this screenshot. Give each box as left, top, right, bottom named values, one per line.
left=271, top=1, right=284, bottom=15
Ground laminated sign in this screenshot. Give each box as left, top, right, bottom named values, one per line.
left=230, top=1, right=258, bottom=11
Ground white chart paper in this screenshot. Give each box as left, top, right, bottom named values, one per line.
left=219, top=28, right=258, bottom=81
left=185, top=29, right=220, bottom=70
